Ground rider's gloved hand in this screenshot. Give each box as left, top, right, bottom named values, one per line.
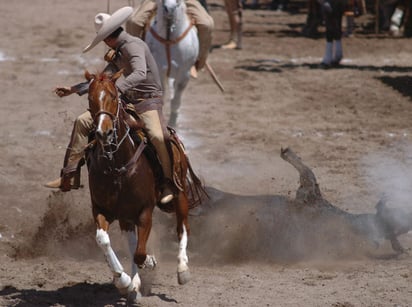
left=55, top=87, right=74, bottom=97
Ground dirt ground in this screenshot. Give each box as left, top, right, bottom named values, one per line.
left=1, top=0, right=412, bottom=306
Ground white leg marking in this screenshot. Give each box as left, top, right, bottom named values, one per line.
left=96, top=229, right=132, bottom=291
left=131, top=272, right=142, bottom=292
left=139, top=254, right=157, bottom=269
left=177, top=225, right=189, bottom=273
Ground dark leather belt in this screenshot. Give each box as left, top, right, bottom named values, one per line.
left=125, top=91, right=161, bottom=100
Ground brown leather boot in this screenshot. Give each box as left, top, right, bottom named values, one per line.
left=160, top=179, right=175, bottom=204
left=44, top=177, right=62, bottom=188
left=44, top=170, right=81, bottom=191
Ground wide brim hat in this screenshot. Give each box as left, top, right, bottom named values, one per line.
left=83, top=6, right=133, bottom=53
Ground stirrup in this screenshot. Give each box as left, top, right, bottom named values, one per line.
left=44, top=170, right=81, bottom=191
left=61, top=170, right=82, bottom=192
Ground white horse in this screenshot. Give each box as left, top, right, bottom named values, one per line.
left=145, top=0, right=199, bottom=127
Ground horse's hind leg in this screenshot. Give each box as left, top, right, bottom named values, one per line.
left=95, top=214, right=134, bottom=295
left=175, top=192, right=191, bottom=285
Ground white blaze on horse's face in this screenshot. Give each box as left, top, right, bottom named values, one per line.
left=95, top=90, right=115, bottom=146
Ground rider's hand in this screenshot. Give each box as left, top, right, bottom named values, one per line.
left=54, top=87, right=73, bottom=97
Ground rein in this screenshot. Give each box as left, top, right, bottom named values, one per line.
left=149, top=18, right=194, bottom=77
left=107, top=138, right=146, bottom=177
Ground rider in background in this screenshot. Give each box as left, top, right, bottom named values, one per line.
left=125, top=0, right=214, bottom=74
left=221, top=0, right=243, bottom=49
left=45, top=6, right=175, bottom=205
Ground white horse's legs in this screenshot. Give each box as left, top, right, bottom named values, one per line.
left=96, top=229, right=140, bottom=295
left=167, top=78, right=178, bottom=127
left=177, top=225, right=190, bottom=285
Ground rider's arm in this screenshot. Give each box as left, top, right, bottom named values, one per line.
left=55, top=82, right=89, bottom=97
left=71, top=82, right=90, bottom=96
left=115, top=42, right=147, bottom=94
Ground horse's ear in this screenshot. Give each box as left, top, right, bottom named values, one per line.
left=85, top=70, right=95, bottom=82
left=112, top=69, right=124, bottom=82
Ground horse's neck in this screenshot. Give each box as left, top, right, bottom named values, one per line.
left=154, top=4, right=190, bottom=39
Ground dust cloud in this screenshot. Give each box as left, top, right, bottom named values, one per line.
left=361, top=144, right=412, bottom=210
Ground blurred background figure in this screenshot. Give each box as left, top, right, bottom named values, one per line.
left=319, top=0, right=346, bottom=66
left=221, top=0, right=243, bottom=49
left=270, top=0, right=289, bottom=12
left=301, top=0, right=323, bottom=37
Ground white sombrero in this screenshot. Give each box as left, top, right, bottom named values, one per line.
left=83, top=6, right=133, bottom=53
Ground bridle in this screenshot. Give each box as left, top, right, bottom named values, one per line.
left=90, top=81, right=131, bottom=163
left=149, top=0, right=194, bottom=77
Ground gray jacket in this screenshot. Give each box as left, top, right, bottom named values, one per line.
left=74, top=30, right=163, bottom=108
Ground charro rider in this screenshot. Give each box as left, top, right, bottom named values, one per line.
left=45, top=6, right=175, bottom=204
left=125, top=0, right=214, bottom=75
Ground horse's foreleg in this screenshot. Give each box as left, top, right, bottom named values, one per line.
left=95, top=214, right=133, bottom=294
left=135, top=207, right=157, bottom=270
left=169, top=76, right=189, bottom=127
left=175, top=193, right=190, bottom=285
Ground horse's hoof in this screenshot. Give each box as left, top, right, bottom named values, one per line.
left=177, top=269, right=190, bottom=285
left=139, top=254, right=157, bottom=270
left=114, top=272, right=132, bottom=295
left=127, top=289, right=142, bottom=306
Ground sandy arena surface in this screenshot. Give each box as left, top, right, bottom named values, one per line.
left=1, top=0, right=412, bottom=306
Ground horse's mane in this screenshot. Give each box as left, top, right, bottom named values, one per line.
left=95, top=71, right=112, bottom=82
left=88, top=70, right=119, bottom=98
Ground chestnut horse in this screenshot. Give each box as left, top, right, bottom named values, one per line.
left=84, top=69, right=204, bottom=303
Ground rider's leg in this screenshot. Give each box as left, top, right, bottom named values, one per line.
left=186, top=0, right=214, bottom=70
left=45, top=111, right=93, bottom=191
left=139, top=109, right=174, bottom=204
left=125, top=0, right=157, bottom=38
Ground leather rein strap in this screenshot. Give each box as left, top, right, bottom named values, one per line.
left=112, top=138, right=147, bottom=176
left=149, top=19, right=194, bottom=77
